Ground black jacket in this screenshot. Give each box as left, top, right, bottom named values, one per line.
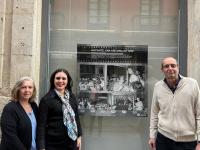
left=37, top=90, right=82, bottom=149
left=0, top=101, right=38, bottom=150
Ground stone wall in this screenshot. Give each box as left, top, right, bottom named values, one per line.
left=0, top=0, right=41, bottom=112
left=0, top=0, right=42, bottom=139
left=188, top=0, right=200, bottom=83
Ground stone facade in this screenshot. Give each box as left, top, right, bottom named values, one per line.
left=0, top=0, right=41, bottom=110
left=188, top=0, right=200, bottom=83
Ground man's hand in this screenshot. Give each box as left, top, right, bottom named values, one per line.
left=196, top=143, right=200, bottom=150
left=148, top=138, right=156, bottom=150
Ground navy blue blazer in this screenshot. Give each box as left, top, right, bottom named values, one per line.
left=36, top=90, right=82, bottom=149
left=0, top=101, right=38, bottom=150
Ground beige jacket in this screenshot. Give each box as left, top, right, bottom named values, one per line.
left=150, top=76, right=200, bottom=141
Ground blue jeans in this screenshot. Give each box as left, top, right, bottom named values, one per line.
left=156, top=132, right=197, bottom=150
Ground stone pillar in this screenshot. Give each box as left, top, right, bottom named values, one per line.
left=10, top=0, right=42, bottom=90
left=0, top=0, right=14, bottom=111
left=188, top=0, right=200, bottom=84
left=0, top=0, right=42, bottom=112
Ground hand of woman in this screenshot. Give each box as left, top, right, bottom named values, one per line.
left=77, top=136, right=82, bottom=150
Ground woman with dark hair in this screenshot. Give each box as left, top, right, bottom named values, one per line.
left=0, top=76, right=38, bottom=150
left=37, top=69, right=82, bottom=150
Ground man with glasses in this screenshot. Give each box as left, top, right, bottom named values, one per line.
left=149, top=57, right=200, bottom=150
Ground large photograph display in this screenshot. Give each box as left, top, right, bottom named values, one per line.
left=77, top=44, right=148, bottom=117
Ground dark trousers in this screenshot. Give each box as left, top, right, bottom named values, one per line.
left=45, top=135, right=78, bottom=150
left=156, top=132, right=197, bottom=150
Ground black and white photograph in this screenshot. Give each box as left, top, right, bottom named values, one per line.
left=77, top=44, right=148, bottom=117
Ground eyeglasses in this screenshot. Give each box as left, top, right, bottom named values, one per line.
left=55, top=77, right=67, bottom=80
left=162, top=64, right=177, bottom=69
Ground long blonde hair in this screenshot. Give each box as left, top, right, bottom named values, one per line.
left=11, top=76, right=36, bottom=102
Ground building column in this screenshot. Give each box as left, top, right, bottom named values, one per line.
left=188, top=0, right=200, bottom=83
left=0, top=0, right=42, bottom=111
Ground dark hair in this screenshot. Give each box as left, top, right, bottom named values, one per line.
left=49, top=68, right=73, bottom=91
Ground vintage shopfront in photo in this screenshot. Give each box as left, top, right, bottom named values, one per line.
left=77, top=44, right=147, bottom=117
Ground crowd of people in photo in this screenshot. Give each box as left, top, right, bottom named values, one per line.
left=78, top=67, right=145, bottom=93
left=77, top=67, right=146, bottom=115
left=78, top=75, right=104, bottom=91
left=77, top=93, right=144, bottom=115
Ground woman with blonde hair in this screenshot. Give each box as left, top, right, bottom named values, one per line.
left=0, top=76, right=38, bottom=150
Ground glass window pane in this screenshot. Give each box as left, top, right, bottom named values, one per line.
left=141, top=11, right=149, bottom=15
left=99, top=16, right=107, bottom=23
left=141, top=0, right=149, bottom=5
left=89, top=17, right=98, bottom=23
left=99, top=10, right=108, bottom=16
left=141, top=18, right=149, bottom=25
left=100, top=2, right=108, bottom=9
left=89, top=10, right=98, bottom=16
left=47, top=0, right=179, bottom=150
left=151, top=18, right=159, bottom=25
left=89, top=3, right=98, bottom=9
left=151, top=10, right=159, bottom=15
left=142, top=5, right=149, bottom=11
left=90, top=0, right=98, bottom=2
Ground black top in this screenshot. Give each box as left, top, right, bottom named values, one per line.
left=164, top=75, right=182, bottom=93
left=0, top=101, right=38, bottom=150
left=36, top=90, right=82, bottom=149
